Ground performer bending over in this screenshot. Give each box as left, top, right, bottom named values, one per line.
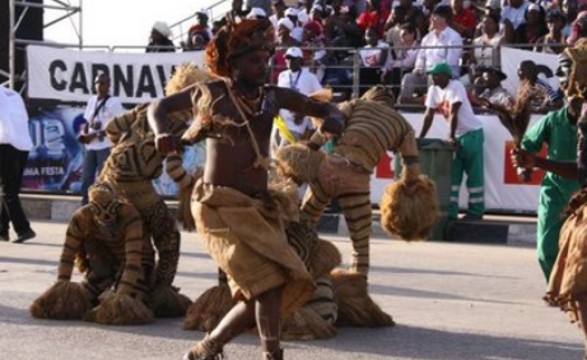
left=147, top=11, right=344, bottom=360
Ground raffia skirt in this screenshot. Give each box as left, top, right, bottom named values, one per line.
left=191, top=180, right=316, bottom=315
left=545, top=202, right=587, bottom=322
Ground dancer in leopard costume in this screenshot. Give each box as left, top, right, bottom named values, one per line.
left=96, top=64, right=212, bottom=316
left=30, top=182, right=157, bottom=324
left=275, top=85, right=438, bottom=277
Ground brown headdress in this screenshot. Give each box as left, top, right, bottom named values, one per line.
left=205, top=18, right=275, bottom=77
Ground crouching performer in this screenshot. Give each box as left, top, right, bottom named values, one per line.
left=147, top=10, right=346, bottom=360
left=30, top=183, right=156, bottom=325
left=97, top=64, right=212, bottom=317
left=275, top=85, right=439, bottom=277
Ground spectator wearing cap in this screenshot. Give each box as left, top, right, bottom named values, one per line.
left=518, top=60, right=564, bottom=112
left=485, top=0, right=501, bottom=19
left=513, top=3, right=547, bottom=45
left=146, top=21, right=175, bottom=53
left=472, top=66, right=514, bottom=108
left=420, top=62, right=486, bottom=221
left=471, top=14, right=504, bottom=67
left=501, top=0, right=530, bottom=43
left=272, top=17, right=301, bottom=82
left=272, top=47, right=323, bottom=151
left=246, top=0, right=273, bottom=16
left=398, top=4, right=463, bottom=104
left=184, top=10, right=212, bottom=51
left=451, top=0, right=476, bottom=39
left=535, top=9, right=567, bottom=54
left=284, top=7, right=305, bottom=42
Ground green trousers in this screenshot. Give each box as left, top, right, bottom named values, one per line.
left=536, top=186, right=567, bottom=282
left=449, top=129, right=484, bottom=218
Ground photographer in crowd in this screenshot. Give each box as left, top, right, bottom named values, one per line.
left=77, top=73, right=123, bottom=205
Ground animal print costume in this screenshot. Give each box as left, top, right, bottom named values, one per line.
left=58, top=183, right=154, bottom=303
left=100, top=104, right=195, bottom=286
left=293, top=86, right=417, bottom=276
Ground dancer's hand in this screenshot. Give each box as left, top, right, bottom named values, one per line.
left=511, top=148, right=535, bottom=170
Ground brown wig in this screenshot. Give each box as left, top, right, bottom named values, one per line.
left=205, top=18, right=275, bottom=77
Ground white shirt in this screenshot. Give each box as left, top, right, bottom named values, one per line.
left=501, top=1, right=530, bottom=31
left=277, top=67, right=323, bottom=134
left=425, top=79, right=482, bottom=137
left=359, top=40, right=394, bottom=71
left=82, top=95, right=124, bottom=150
left=415, top=26, right=463, bottom=78
left=0, top=87, right=33, bottom=151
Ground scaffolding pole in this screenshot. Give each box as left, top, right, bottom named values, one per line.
left=6, top=0, right=82, bottom=90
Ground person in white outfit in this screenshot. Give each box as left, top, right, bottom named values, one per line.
left=272, top=47, right=323, bottom=152
left=77, top=73, right=124, bottom=205
left=398, top=4, right=463, bottom=104
left=0, top=87, right=36, bottom=243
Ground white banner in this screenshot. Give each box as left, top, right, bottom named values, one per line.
left=500, top=46, right=560, bottom=96
left=370, top=113, right=545, bottom=213
left=27, top=45, right=205, bottom=103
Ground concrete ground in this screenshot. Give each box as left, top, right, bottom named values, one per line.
left=0, top=219, right=583, bottom=360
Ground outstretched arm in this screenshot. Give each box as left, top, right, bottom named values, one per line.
left=148, top=84, right=197, bottom=154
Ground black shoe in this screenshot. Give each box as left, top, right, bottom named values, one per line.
left=0, top=234, right=8, bottom=241
left=13, top=229, right=36, bottom=243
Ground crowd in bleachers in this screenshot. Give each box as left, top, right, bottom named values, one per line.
left=167, top=0, right=587, bottom=106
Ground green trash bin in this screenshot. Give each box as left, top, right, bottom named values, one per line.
left=394, top=138, right=452, bottom=240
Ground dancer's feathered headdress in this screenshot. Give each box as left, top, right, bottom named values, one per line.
left=205, top=18, right=275, bottom=77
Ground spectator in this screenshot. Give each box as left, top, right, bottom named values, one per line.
left=77, top=74, right=124, bottom=206
left=273, top=47, right=323, bottom=151
left=514, top=3, right=547, bottom=45
left=184, top=11, right=212, bottom=51
left=384, top=5, right=408, bottom=48
left=389, top=23, right=420, bottom=97
left=501, top=0, right=530, bottom=43
left=146, top=21, right=175, bottom=53
left=272, top=17, right=301, bottom=81
left=0, top=86, right=36, bottom=243
left=471, top=14, right=504, bottom=67
left=567, top=10, right=587, bottom=45
left=562, top=0, right=580, bottom=38
left=473, top=66, right=514, bottom=108
left=386, top=0, right=427, bottom=40
left=285, top=7, right=305, bottom=42
left=398, top=5, right=463, bottom=104
left=534, top=8, right=567, bottom=54
left=517, top=60, right=563, bottom=112
left=356, top=0, right=390, bottom=37
left=420, top=62, right=485, bottom=220
left=270, top=0, right=286, bottom=32
left=451, top=0, right=476, bottom=39
left=475, top=0, right=501, bottom=38
left=358, top=26, right=393, bottom=94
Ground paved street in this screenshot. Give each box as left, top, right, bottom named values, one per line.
left=0, top=220, right=583, bottom=360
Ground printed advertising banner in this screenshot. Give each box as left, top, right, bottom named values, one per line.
left=22, top=105, right=205, bottom=197
left=22, top=107, right=543, bottom=212
left=27, top=45, right=205, bottom=103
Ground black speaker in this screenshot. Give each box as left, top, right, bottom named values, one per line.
left=0, top=0, right=44, bottom=88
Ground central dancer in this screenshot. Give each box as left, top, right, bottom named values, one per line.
left=147, top=5, right=345, bottom=360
